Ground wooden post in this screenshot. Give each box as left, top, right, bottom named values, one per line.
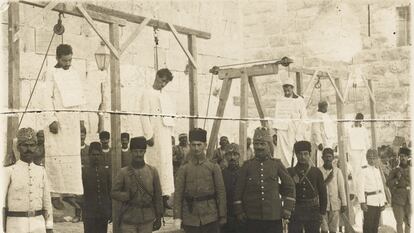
left=240, top=71, right=248, bottom=162
left=109, top=23, right=121, bottom=233
left=334, top=78, right=352, bottom=233
left=207, top=79, right=233, bottom=158
left=248, top=77, right=268, bottom=128
left=367, top=80, right=377, bottom=149
left=188, top=35, right=198, bottom=129
left=6, top=3, right=20, bottom=165
left=295, top=72, right=303, bottom=95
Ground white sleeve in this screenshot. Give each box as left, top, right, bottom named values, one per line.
left=357, top=169, right=366, bottom=203
left=139, top=92, right=154, bottom=139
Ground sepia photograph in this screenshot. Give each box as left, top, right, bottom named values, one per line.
left=0, top=0, right=411, bottom=232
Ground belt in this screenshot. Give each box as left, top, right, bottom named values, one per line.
left=7, top=210, right=43, bottom=217
left=396, top=186, right=411, bottom=190
left=186, top=194, right=216, bottom=202
left=365, top=190, right=382, bottom=196
left=296, top=197, right=319, bottom=207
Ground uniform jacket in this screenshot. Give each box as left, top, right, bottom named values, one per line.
left=358, top=165, right=387, bottom=206
left=111, top=164, right=163, bottom=224
left=287, top=164, right=327, bottom=220
left=319, top=166, right=347, bottom=211
left=386, top=165, right=411, bottom=206
left=211, top=148, right=227, bottom=170
left=121, top=148, right=131, bottom=168
left=234, top=157, right=296, bottom=220
left=3, top=160, right=53, bottom=231
left=82, top=155, right=112, bottom=219
left=174, top=154, right=226, bottom=227
left=222, top=166, right=240, bottom=217
left=80, top=144, right=89, bottom=167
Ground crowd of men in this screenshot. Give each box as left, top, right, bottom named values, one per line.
left=2, top=43, right=411, bottom=233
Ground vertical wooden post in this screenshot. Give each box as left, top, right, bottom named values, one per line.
left=109, top=23, right=121, bottom=233
left=295, top=72, right=303, bottom=95
left=6, top=3, right=20, bottom=165
left=334, top=78, right=352, bottom=232
left=188, top=35, right=198, bottom=129
left=368, top=80, right=377, bottom=149
left=248, top=77, right=268, bottom=128
left=240, top=71, right=248, bottom=162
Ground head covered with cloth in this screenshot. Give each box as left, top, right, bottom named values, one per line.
left=253, top=127, right=274, bottom=161
left=17, top=128, right=38, bottom=163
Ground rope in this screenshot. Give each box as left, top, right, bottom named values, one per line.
left=153, top=27, right=159, bottom=71
left=203, top=73, right=215, bottom=129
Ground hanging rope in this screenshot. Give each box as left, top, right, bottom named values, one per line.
left=306, top=77, right=321, bottom=107
left=203, top=72, right=215, bottom=129
left=153, top=26, right=159, bottom=71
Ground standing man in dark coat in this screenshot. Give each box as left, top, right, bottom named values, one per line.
left=387, top=147, right=411, bottom=233
left=99, top=131, right=112, bottom=168
left=82, top=142, right=112, bottom=233
left=174, top=128, right=227, bottom=233
left=287, top=140, right=327, bottom=233
left=121, top=132, right=131, bottom=167
left=112, top=137, right=163, bottom=233
left=34, top=130, right=45, bottom=166
left=234, top=127, right=296, bottom=233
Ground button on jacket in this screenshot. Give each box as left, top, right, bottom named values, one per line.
left=174, top=155, right=227, bottom=227
left=234, top=157, right=296, bottom=220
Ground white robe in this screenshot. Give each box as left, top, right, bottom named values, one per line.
left=311, top=111, right=337, bottom=167
left=346, top=125, right=370, bottom=178
left=41, top=67, right=84, bottom=195
left=273, top=96, right=308, bottom=167
left=139, top=89, right=175, bottom=196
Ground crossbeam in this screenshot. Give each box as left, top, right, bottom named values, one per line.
left=217, top=63, right=279, bottom=80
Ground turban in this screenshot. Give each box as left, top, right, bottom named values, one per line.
left=253, top=127, right=272, bottom=142
left=225, top=143, right=240, bottom=154
left=189, top=128, right=207, bottom=142
left=89, top=142, right=102, bottom=154
left=17, top=128, right=37, bottom=145
left=121, top=132, right=130, bottom=140
left=99, top=131, right=110, bottom=140
left=130, top=137, right=147, bottom=150
left=282, top=78, right=295, bottom=87
left=294, top=141, right=312, bottom=153
left=399, top=147, right=411, bottom=157
left=322, top=147, right=334, bottom=156
left=178, top=133, right=187, bottom=139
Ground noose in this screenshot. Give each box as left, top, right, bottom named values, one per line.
left=153, top=26, right=159, bottom=71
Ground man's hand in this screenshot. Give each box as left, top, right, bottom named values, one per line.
left=49, top=121, right=59, bottom=134
left=318, top=144, right=324, bottom=151
left=173, top=219, right=182, bottom=229
left=147, top=137, right=154, bottom=147
left=340, top=206, right=347, bottom=213
left=219, top=217, right=226, bottom=225
left=236, top=213, right=247, bottom=222
left=153, top=217, right=162, bottom=231
left=360, top=203, right=368, bottom=212
left=46, top=229, right=53, bottom=233
left=281, top=209, right=291, bottom=219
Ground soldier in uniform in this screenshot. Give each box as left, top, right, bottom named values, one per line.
left=211, top=136, right=230, bottom=169
left=3, top=128, right=53, bottom=233
left=234, top=127, right=296, bottom=233
left=173, top=133, right=190, bottom=177
left=99, top=131, right=112, bottom=169
left=121, top=132, right=131, bottom=167
left=81, top=142, right=112, bottom=233
left=387, top=147, right=411, bottom=233
left=34, top=130, right=45, bottom=166
left=174, top=128, right=227, bottom=233
left=287, top=141, right=327, bottom=233
left=358, top=149, right=387, bottom=233
left=112, top=137, right=163, bottom=233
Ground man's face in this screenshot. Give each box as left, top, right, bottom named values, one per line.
left=320, top=104, right=328, bottom=113
left=400, top=154, right=409, bottom=165
left=100, top=138, right=110, bottom=148
left=57, top=54, right=72, bottom=70
left=247, top=138, right=251, bottom=147
left=366, top=153, right=378, bottom=166
left=80, top=132, right=86, bottom=144
left=219, top=137, right=229, bottom=148
left=190, top=141, right=206, bottom=157
left=153, top=75, right=171, bottom=90
left=283, top=85, right=294, bottom=97
left=131, top=149, right=146, bottom=163
left=90, top=149, right=101, bottom=157
left=179, top=136, right=188, bottom=146
left=296, top=150, right=311, bottom=165
left=322, top=152, right=334, bottom=167
left=225, top=151, right=240, bottom=167
left=37, top=131, right=44, bottom=145
left=253, top=140, right=270, bottom=160
left=18, top=141, right=37, bottom=162
left=121, top=138, right=129, bottom=149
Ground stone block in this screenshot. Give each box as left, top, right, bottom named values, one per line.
left=287, top=0, right=306, bottom=11
left=288, top=33, right=302, bottom=45
left=21, top=27, right=35, bottom=53
left=304, top=57, right=321, bottom=67
left=353, top=51, right=378, bottom=64
left=20, top=52, right=44, bottom=80
left=269, top=35, right=287, bottom=48
left=296, top=7, right=320, bottom=18
left=244, top=36, right=268, bottom=49
left=388, top=60, right=409, bottom=74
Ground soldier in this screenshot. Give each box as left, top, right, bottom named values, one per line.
left=319, top=148, right=347, bottom=233
left=221, top=143, right=245, bottom=233
left=234, top=127, right=296, bottom=233
left=121, top=132, right=131, bottom=167
left=99, top=131, right=111, bottom=169
left=174, top=128, right=226, bottom=233
left=3, top=128, right=53, bottom=233
left=34, top=130, right=45, bottom=166
left=246, top=137, right=254, bottom=159
left=211, top=136, right=230, bottom=169
left=112, top=137, right=163, bottom=233
left=173, top=133, right=190, bottom=176
left=358, top=149, right=387, bottom=233
left=387, top=147, right=411, bottom=233
left=287, top=141, right=327, bottom=233
left=82, top=142, right=112, bottom=233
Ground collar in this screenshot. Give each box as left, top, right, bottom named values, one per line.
left=190, top=153, right=207, bottom=165
left=81, top=144, right=86, bottom=149
left=102, top=148, right=110, bottom=153
left=254, top=155, right=270, bottom=162
left=121, top=147, right=129, bottom=152
left=17, top=160, right=33, bottom=167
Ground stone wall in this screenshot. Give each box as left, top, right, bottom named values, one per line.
left=241, top=0, right=411, bottom=146
left=1, top=0, right=244, bottom=144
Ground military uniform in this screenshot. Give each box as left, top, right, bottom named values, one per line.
left=234, top=157, right=296, bottom=233
left=211, top=147, right=227, bottom=170
left=287, top=164, right=327, bottom=233
left=121, top=148, right=131, bottom=167
left=173, top=144, right=190, bottom=176
left=222, top=164, right=244, bottom=233
left=82, top=149, right=112, bottom=233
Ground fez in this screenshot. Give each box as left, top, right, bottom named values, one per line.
left=99, top=131, right=110, bottom=140
left=189, top=128, right=207, bottom=142
left=225, top=143, right=240, bottom=154
left=282, top=78, right=295, bottom=87
left=130, top=137, right=147, bottom=150
left=179, top=133, right=187, bottom=139
left=253, top=127, right=272, bottom=142
left=17, top=128, right=37, bottom=145
left=121, top=132, right=130, bottom=140
left=399, top=147, right=411, bottom=156
left=89, top=142, right=102, bottom=154
left=294, top=141, right=312, bottom=153
left=322, top=147, right=334, bottom=156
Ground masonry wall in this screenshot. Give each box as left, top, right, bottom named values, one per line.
left=241, top=0, right=411, bottom=146
left=2, top=0, right=244, bottom=145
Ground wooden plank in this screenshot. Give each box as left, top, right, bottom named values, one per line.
left=77, top=4, right=121, bottom=59
left=248, top=76, right=268, bottom=128
left=19, top=1, right=127, bottom=26
left=6, top=3, right=20, bottom=165
left=85, top=4, right=211, bottom=39
left=367, top=80, right=377, bottom=149
left=240, top=70, right=249, bottom=162
left=218, top=63, right=279, bottom=80
left=326, top=72, right=345, bottom=103
left=188, top=34, right=198, bottom=129
left=109, top=23, right=121, bottom=233
left=167, top=22, right=198, bottom=69
left=207, top=79, right=233, bottom=158
left=290, top=67, right=349, bottom=80
left=334, top=78, right=352, bottom=233
left=295, top=72, right=303, bottom=95
left=362, top=74, right=376, bottom=104
left=342, top=72, right=354, bottom=103
left=119, top=17, right=150, bottom=55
